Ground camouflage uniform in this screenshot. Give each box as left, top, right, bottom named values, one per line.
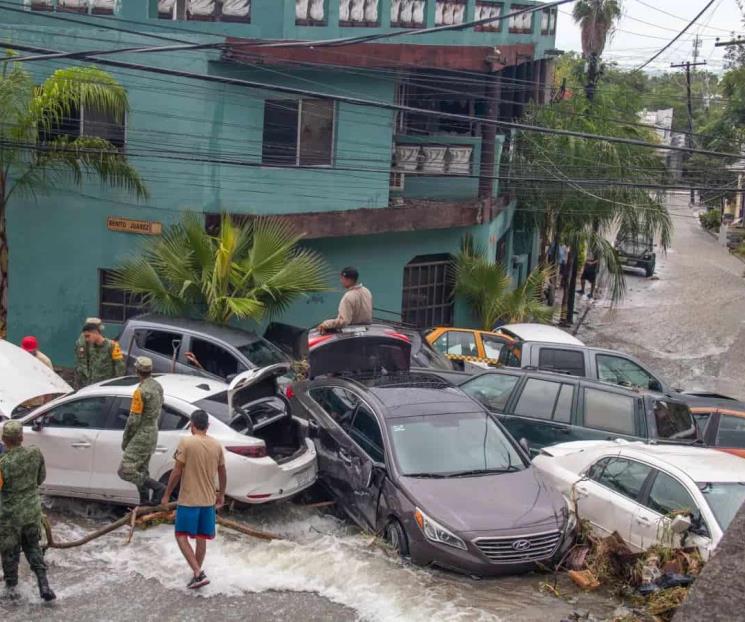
left=117, top=375, right=164, bottom=502
left=0, top=427, right=51, bottom=597
left=82, top=338, right=125, bottom=387
left=73, top=334, right=90, bottom=389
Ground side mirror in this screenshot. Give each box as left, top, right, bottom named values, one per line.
left=307, top=419, right=320, bottom=439
left=365, top=464, right=385, bottom=489
left=519, top=437, right=530, bottom=456
left=670, top=514, right=692, bottom=535
left=31, top=419, right=44, bottom=432
left=648, top=379, right=663, bottom=392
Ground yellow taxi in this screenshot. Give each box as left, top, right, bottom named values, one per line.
left=424, top=327, right=513, bottom=368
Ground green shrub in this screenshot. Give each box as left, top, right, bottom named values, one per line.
left=699, top=210, right=722, bottom=231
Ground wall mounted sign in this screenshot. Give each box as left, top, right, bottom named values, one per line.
left=107, top=216, right=162, bottom=236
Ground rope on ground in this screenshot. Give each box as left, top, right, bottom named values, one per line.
left=41, top=502, right=282, bottom=549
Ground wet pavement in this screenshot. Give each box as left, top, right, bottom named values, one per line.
left=1, top=498, right=619, bottom=622
left=577, top=192, right=745, bottom=401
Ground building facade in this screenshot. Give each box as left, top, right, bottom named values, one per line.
left=3, top=0, right=556, bottom=364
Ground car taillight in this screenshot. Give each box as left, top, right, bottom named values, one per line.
left=285, top=384, right=295, bottom=399
left=227, top=445, right=267, bottom=458
left=308, top=334, right=333, bottom=349
left=384, top=330, right=411, bottom=343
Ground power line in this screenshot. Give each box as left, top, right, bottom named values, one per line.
left=636, top=0, right=719, bottom=71
left=4, top=40, right=743, bottom=160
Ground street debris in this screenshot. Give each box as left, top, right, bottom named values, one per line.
left=41, top=502, right=283, bottom=550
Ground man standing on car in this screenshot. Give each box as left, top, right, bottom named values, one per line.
left=80, top=320, right=126, bottom=386
left=162, top=410, right=226, bottom=590
left=118, top=357, right=166, bottom=506
left=318, top=266, right=373, bottom=334
left=0, top=421, right=56, bottom=602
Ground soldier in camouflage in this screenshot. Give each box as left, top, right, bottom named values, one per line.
left=0, top=421, right=56, bottom=601
left=117, top=357, right=166, bottom=506
left=73, top=317, right=102, bottom=389
left=79, top=320, right=126, bottom=387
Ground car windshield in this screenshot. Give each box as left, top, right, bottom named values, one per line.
left=388, top=412, right=525, bottom=477
left=699, top=482, right=745, bottom=530
left=237, top=339, right=286, bottom=367
left=654, top=400, right=698, bottom=441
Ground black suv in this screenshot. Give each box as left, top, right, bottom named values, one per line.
left=614, top=230, right=656, bottom=277
left=458, top=369, right=698, bottom=454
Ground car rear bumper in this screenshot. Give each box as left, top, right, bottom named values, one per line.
left=226, top=439, right=318, bottom=504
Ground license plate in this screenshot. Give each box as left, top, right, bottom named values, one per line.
left=295, top=467, right=315, bottom=487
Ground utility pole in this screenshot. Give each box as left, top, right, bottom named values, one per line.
left=671, top=59, right=707, bottom=204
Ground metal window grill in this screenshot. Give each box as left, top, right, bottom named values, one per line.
left=401, top=255, right=454, bottom=329
left=99, top=269, right=147, bottom=323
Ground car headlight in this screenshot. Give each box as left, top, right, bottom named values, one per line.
left=563, top=496, right=578, bottom=533
left=414, top=508, right=467, bottom=550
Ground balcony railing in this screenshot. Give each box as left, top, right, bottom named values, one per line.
left=394, top=143, right=474, bottom=176
left=28, top=0, right=116, bottom=13
left=390, top=0, right=425, bottom=27
left=474, top=1, right=502, bottom=31
left=158, top=0, right=251, bottom=21
left=339, top=0, right=380, bottom=26
left=296, top=0, right=326, bottom=25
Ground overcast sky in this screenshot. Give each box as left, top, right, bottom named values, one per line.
left=555, top=0, right=744, bottom=73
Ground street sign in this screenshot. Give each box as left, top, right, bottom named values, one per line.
left=107, top=216, right=162, bottom=236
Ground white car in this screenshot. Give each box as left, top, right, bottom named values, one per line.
left=0, top=350, right=317, bottom=505
left=533, top=440, right=745, bottom=560
left=496, top=323, right=585, bottom=346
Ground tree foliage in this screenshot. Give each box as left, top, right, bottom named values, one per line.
left=0, top=57, right=147, bottom=336
left=111, top=213, right=331, bottom=325
left=454, top=237, right=553, bottom=330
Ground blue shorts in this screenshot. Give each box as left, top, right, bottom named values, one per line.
left=175, top=505, right=216, bottom=540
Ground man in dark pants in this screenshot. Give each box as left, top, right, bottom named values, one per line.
left=0, top=421, right=56, bottom=601
left=578, top=254, right=599, bottom=299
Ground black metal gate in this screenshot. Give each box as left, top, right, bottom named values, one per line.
left=401, top=254, right=454, bottom=329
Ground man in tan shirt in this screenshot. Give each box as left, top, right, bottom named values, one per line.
left=162, top=410, right=226, bottom=590
left=318, top=266, right=373, bottom=334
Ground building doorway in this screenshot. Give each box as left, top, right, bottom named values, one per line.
left=401, top=254, right=454, bottom=329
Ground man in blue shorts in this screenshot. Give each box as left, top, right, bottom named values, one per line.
left=162, top=410, right=226, bottom=589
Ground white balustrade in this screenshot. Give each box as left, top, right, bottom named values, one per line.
left=395, top=145, right=421, bottom=172
left=188, top=0, right=215, bottom=16
left=222, top=0, right=251, bottom=17
left=421, top=146, right=448, bottom=174
left=447, top=146, right=473, bottom=175
left=396, top=144, right=473, bottom=176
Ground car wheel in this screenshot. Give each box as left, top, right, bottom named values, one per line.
left=384, top=518, right=409, bottom=557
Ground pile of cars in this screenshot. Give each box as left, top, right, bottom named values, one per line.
left=2, top=313, right=745, bottom=578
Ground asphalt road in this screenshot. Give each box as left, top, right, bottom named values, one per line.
left=577, top=192, right=745, bottom=401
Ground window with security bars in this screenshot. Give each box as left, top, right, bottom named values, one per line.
left=99, top=269, right=147, bottom=323
left=401, top=254, right=454, bottom=328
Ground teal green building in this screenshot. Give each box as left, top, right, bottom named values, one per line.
left=2, top=0, right=557, bottom=364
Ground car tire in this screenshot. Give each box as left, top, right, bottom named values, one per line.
left=384, top=518, right=409, bottom=557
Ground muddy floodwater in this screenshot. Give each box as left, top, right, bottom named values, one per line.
left=2, top=498, right=620, bottom=622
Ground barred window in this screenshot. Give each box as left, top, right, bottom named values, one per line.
left=99, top=269, right=147, bottom=323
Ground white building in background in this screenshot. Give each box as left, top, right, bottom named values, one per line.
left=638, top=108, right=685, bottom=179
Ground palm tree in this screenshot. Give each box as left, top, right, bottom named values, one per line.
left=0, top=58, right=147, bottom=337
left=572, top=0, right=623, bottom=101
left=111, top=212, right=331, bottom=325
left=454, top=238, right=554, bottom=330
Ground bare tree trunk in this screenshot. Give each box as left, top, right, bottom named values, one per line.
left=0, top=203, right=8, bottom=339
left=566, top=250, right=580, bottom=325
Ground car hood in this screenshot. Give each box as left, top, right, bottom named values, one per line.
left=0, top=339, right=72, bottom=418
left=398, top=467, right=565, bottom=533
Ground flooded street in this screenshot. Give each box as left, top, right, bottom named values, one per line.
left=578, top=192, right=745, bottom=401
left=2, top=498, right=618, bottom=622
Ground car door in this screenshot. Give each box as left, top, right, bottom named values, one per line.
left=184, top=336, right=247, bottom=381
left=89, top=396, right=179, bottom=503
left=304, top=385, right=361, bottom=500
left=343, top=404, right=386, bottom=531
left=634, top=469, right=712, bottom=553
left=24, top=395, right=113, bottom=496
left=477, top=333, right=511, bottom=365
left=576, top=456, right=654, bottom=547
left=578, top=386, right=643, bottom=442
left=595, top=353, right=662, bottom=391
left=501, top=377, right=573, bottom=452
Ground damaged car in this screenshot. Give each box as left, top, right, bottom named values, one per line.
left=0, top=360, right=317, bottom=505
left=533, top=440, right=745, bottom=560
left=288, top=331, right=576, bottom=576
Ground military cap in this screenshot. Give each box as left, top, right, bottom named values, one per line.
left=82, top=317, right=104, bottom=332
left=85, top=317, right=103, bottom=326
left=134, top=356, right=153, bottom=372
left=2, top=420, right=23, bottom=441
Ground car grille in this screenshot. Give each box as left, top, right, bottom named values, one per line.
left=474, top=530, right=562, bottom=564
